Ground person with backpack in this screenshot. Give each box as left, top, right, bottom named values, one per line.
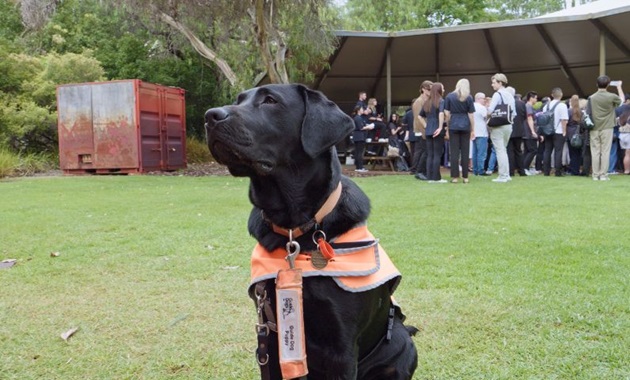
left=541, top=87, right=569, bottom=176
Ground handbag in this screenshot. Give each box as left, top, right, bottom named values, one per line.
left=569, top=132, right=583, bottom=148
left=387, top=146, right=400, bottom=157
left=487, top=92, right=513, bottom=127
left=581, top=99, right=595, bottom=130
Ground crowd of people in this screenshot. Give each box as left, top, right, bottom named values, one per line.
left=349, top=73, right=630, bottom=182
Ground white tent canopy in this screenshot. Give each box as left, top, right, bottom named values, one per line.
left=311, top=0, right=630, bottom=115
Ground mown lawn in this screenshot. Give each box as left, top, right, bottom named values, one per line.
left=1, top=173, right=628, bottom=379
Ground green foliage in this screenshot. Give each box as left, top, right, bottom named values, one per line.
left=0, top=148, right=19, bottom=177
left=0, top=51, right=105, bottom=153
left=0, top=149, right=56, bottom=178
left=342, top=0, right=488, bottom=31
left=341, top=0, right=587, bottom=31
left=0, top=93, right=57, bottom=152
left=0, top=0, right=23, bottom=40
left=23, top=51, right=106, bottom=107
left=13, top=151, right=58, bottom=176
left=484, top=0, right=565, bottom=20
left=185, top=137, right=214, bottom=164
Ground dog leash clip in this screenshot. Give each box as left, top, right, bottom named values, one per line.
left=285, top=229, right=300, bottom=269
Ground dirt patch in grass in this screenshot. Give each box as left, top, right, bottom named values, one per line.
left=14, top=162, right=405, bottom=178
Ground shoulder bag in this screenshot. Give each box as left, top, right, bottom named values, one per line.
left=488, top=92, right=513, bottom=127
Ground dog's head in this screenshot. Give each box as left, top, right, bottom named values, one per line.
left=204, top=84, right=353, bottom=177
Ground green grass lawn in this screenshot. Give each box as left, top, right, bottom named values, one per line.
left=1, top=173, right=629, bottom=379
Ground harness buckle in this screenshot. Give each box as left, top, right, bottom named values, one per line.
left=285, top=229, right=300, bottom=269
left=256, top=323, right=270, bottom=336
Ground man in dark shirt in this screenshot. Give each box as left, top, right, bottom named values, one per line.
left=355, top=91, right=367, bottom=109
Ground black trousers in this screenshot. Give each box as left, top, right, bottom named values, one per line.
left=507, top=137, right=526, bottom=175
left=354, top=141, right=365, bottom=170
left=535, top=137, right=545, bottom=171
left=582, top=141, right=592, bottom=176
left=568, top=143, right=582, bottom=175
left=449, top=130, right=470, bottom=178
left=523, top=138, right=538, bottom=170
left=543, top=134, right=564, bottom=175
left=411, top=138, right=427, bottom=175
left=426, top=134, right=445, bottom=180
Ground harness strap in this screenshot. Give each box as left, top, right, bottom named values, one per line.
left=255, top=282, right=276, bottom=380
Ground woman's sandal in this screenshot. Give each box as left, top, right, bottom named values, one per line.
left=463, top=178, right=469, bottom=184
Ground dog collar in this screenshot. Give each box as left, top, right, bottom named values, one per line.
left=268, top=182, right=342, bottom=239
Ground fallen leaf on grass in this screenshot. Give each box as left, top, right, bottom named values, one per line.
left=50, top=252, right=60, bottom=257
left=168, top=313, right=189, bottom=327
left=60, top=327, right=79, bottom=342
left=0, top=259, right=17, bottom=270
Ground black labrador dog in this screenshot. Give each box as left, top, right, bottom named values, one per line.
left=205, top=84, right=417, bottom=379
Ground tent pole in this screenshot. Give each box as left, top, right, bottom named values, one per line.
left=599, top=31, right=606, bottom=76
left=387, top=44, right=391, bottom=118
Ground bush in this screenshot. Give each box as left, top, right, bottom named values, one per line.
left=0, top=149, right=19, bottom=178
left=0, top=150, right=58, bottom=178
left=15, top=152, right=58, bottom=176
left=186, top=136, right=213, bottom=164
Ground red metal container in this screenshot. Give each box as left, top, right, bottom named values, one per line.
left=56, top=80, right=187, bottom=174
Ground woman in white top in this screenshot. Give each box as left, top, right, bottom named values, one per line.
left=472, top=92, right=489, bottom=175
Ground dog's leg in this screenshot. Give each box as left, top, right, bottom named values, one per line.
left=356, top=317, right=418, bottom=380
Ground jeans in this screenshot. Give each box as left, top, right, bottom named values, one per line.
left=608, top=137, right=619, bottom=173
left=449, top=130, right=471, bottom=178
left=490, top=125, right=512, bottom=179
left=426, top=133, right=445, bottom=180
left=487, top=146, right=497, bottom=171
left=472, top=137, right=488, bottom=175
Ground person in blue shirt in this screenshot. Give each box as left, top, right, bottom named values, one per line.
left=444, top=78, right=475, bottom=183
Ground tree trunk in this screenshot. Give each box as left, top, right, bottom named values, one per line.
left=158, top=11, right=240, bottom=88
left=253, top=0, right=289, bottom=84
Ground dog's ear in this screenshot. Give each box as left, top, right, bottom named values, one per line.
left=299, top=85, right=354, bottom=158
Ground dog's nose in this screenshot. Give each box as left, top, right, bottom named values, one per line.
left=205, top=107, right=229, bottom=125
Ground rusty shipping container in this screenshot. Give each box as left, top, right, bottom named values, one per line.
left=57, top=80, right=187, bottom=174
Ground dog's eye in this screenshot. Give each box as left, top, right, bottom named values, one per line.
left=262, top=96, right=277, bottom=105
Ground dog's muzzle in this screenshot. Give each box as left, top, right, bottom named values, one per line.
left=205, top=107, right=229, bottom=128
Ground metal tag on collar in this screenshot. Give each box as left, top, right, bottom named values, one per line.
left=285, top=229, right=300, bottom=269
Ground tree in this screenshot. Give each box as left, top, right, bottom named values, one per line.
left=342, top=0, right=489, bottom=31
left=0, top=51, right=105, bottom=152
left=341, top=0, right=596, bottom=31
left=484, top=0, right=565, bottom=20
left=118, top=0, right=340, bottom=91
